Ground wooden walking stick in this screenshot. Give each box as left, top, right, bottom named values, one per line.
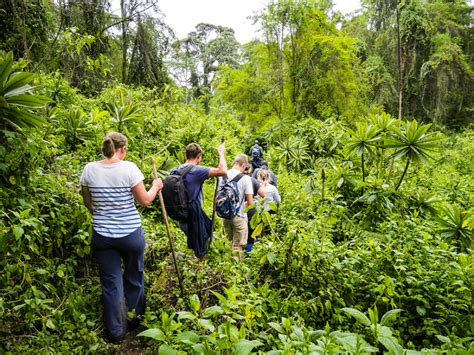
left=149, top=157, right=185, bottom=298
left=209, top=137, right=225, bottom=247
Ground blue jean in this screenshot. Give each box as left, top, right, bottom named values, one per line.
left=91, top=227, right=145, bottom=342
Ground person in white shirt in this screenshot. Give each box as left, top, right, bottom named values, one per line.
left=222, top=154, right=254, bottom=259
left=256, top=169, right=281, bottom=212
left=80, top=132, right=162, bottom=343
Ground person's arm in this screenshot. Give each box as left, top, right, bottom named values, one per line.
left=81, top=186, right=94, bottom=214
left=245, top=194, right=253, bottom=207
left=132, top=178, right=163, bottom=206
left=273, top=189, right=281, bottom=204
left=208, top=143, right=227, bottom=177
left=244, top=177, right=254, bottom=207
left=257, top=186, right=265, bottom=197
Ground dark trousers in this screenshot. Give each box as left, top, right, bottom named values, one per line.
left=91, top=227, right=145, bottom=342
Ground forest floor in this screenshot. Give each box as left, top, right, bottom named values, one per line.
left=113, top=329, right=147, bottom=354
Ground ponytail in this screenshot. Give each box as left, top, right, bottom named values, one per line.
left=101, top=132, right=127, bottom=158
left=256, top=169, right=270, bottom=183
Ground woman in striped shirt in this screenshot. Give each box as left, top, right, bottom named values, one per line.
left=80, top=132, right=162, bottom=343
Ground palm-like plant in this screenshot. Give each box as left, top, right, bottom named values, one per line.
left=344, top=122, right=380, bottom=182
left=90, top=107, right=110, bottom=136
left=408, top=190, right=441, bottom=216
left=0, top=52, right=50, bottom=131
left=368, top=113, right=397, bottom=173
left=275, top=136, right=311, bottom=171
left=435, top=205, right=473, bottom=251
left=58, top=108, right=96, bottom=149
left=328, top=162, right=358, bottom=197
left=385, top=119, right=439, bottom=190
left=106, top=99, right=142, bottom=133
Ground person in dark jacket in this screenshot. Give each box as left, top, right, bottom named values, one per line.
left=173, top=142, right=227, bottom=259
left=250, top=140, right=264, bottom=170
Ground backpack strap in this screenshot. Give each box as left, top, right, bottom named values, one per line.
left=176, top=164, right=194, bottom=177
left=231, top=173, right=244, bottom=183
left=231, top=173, right=245, bottom=209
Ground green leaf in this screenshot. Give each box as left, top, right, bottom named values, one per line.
left=435, top=335, right=451, bottom=344
left=266, top=252, right=276, bottom=265
left=378, top=335, right=403, bottom=355
left=416, top=306, right=426, bottom=316
left=3, top=72, right=34, bottom=93
left=192, top=344, right=206, bottom=353
left=342, top=308, right=371, bottom=326
left=232, top=339, right=263, bottom=355
left=6, top=94, right=49, bottom=107
left=268, top=322, right=285, bottom=334
left=380, top=309, right=402, bottom=326
left=189, top=294, right=200, bottom=314
left=158, top=345, right=178, bottom=355
left=46, top=319, right=56, bottom=330
left=0, top=51, right=13, bottom=87
left=177, top=311, right=196, bottom=321
left=4, top=84, right=34, bottom=98
left=176, top=330, right=200, bottom=345
left=202, top=305, right=224, bottom=318
left=138, top=328, right=165, bottom=341
left=251, top=223, right=264, bottom=238
left=36, top=268, right=48, bottom=275
left=198, top=318, right=215, bottom=332
left=13, top=226, right=24, bottom=239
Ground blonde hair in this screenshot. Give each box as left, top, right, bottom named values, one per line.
left=256, top=169, right=270, bottom=183
left=102, top=132, right=127, bottom=158
left=233, top=154, right=249, bottom=167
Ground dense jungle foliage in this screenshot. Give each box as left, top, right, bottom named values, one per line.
left=1, top=0, right=473, bottom=353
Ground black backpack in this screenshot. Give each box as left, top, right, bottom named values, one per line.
left=162, top=165, right=194, bottom=222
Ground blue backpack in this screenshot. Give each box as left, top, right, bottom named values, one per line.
left=215, top=173, right=244, bottom=220
left=251, top=146, right=262, bottom=160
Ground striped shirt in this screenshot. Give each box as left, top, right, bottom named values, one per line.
left=80, top=161, right=144, bottom=238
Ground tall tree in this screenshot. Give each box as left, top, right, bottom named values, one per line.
left=127, top=17, right=171, bottom=88
left=173, top=23, right=240, bottom=113
left=55, top=0, right=112, bottom=92
left=253, top=0, right=365, bottom=119
left=352, top=0, right=473, bottom=127
left=0, top=0, right=51, bottom=63
left=115, top=0, right=162, bottom=83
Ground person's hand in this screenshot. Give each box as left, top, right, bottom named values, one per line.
left=153, top=178, right=163, bottom=191
left=218, top=143, right=226, bottom=155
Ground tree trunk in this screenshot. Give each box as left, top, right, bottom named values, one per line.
left=396, top=157, right=410, bottom=190
left=278, top=23, right=285, bottom=118
left=361, top=152, right=366, bottom=182
left=121, top=0, right=128, bottom=83
left=321, top=165, right=326, bottom=201
left=396, top=1, right=403, bottom=120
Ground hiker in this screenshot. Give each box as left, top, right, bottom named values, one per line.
left=252, top=160, right=277, bottom=187
left=244, top=163, right=265, bottom=253
left=221, top=154, right=254, bottom=259
left=173, top=142, right=227, bottom=259
left=80, top=132, right=163, bottom=343
left=250, top=139, right=264, bottom=170
left=256, top=169, right=281, bottom=213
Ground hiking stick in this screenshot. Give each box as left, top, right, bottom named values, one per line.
left=149, top=157, right=185, bottom=298
left=209, top=136, right=225, bottom=247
